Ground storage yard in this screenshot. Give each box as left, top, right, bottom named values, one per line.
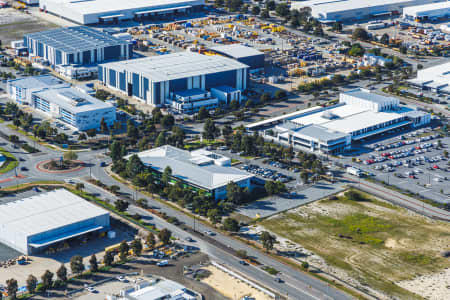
left=259, top=189, right=450, bottom=299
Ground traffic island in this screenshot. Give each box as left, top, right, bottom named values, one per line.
left=36, top=159, right=85, bottom=174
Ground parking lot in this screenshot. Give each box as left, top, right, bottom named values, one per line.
left=339, top=127, right=450, bottom=204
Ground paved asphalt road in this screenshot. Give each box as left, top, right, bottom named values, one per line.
left=0, top=125, right=351, bottom=300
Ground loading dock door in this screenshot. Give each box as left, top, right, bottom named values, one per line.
left=127, top=83, right=132, bottom=96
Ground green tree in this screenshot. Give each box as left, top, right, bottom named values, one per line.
left=158, top=228, right=172, bottom=245
left=70, top=256, right=84, bottom=275
left=203, top=119, right=220, bottom=140
left=162, top=166, right=172, bottom=186
left=332, top=21, right=342, bottom=32
left=119, top=240, right=129, bottom=262
left=56, top=264, right=67, bottom=282
left=251, top=5, right=260, bottom=15
left=110, top=141, right=123, bottom=161
left=155, top=131, right=166, bottom=147
left=265, top=0, right=275, bottom=10
left=226, top=182, right=244, bottom=204
left=223, top=217, right=240, bottom=232
left=26, top=275, right=37, bottom=294
left=127, top=121, right=138, bottom=139
left=89, top=254, right=98, bottom=272
left=126, top=154, right=145, bottom=178
left=6, top=278, right=18, bottom=299
left=275, top=3, right=289, bottom=16
left=260, top=8, right=270, bottom=18
left=146, top=233, right=156, bottom=249
left=207, top=208, right=222, bottom=224
left=131, top=238, right=143, bottom=256
left=161, top=114, right=175, bottom=129
left=197, top=106, right=210, bottom=120
left=103, top=251, right=114, bottom=266
left=41, top=270, right=54, bottom=291
left=260, top=231, right=276, bottom=252
left=63, top=151, right=77, bottom=161
left=352, top=27, right=369, bottom=41
left=100, top=117, right=108, bottom=132
left=114, top=199, right=129, bottom=212
left=380, top=33, right=390, bottom=45
left=348, top=43, right=365, bottom=57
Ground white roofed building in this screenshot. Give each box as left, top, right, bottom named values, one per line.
left=0, top=189, right=110, bottom=255
left=39, top=0, right=205, bottom=25
left=248, top=88, right=431, bottom=154
left=125, top=146, right=254, bottom=200
left=408, top=60, right=450, bottom=94
left=291, top=0, right=446, bottom=22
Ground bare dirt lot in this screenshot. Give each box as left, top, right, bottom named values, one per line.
left=0, top=8, right=59, bottom=45
left=201, top=264, right=273, bottom=300
left=259, top=189, right=450, bottom=300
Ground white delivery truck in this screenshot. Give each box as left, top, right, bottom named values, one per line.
left=347, top=166, right=362, bottom=177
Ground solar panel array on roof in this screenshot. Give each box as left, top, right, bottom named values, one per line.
left=25, top=26, right=129, bottom=53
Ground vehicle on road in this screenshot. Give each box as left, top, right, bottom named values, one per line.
left=239, top=260, right=248, bottom=266
left=157, top=260, right=168, bottom=267
left=274, top=277, right=284, bottom=283
left=20, top=167, right=28, bottom=171
left=116, top=276, right=128, bottom=282
left=86, top=287, right=97, bottom=293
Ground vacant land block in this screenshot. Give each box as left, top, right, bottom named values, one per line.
left=260, top=189, right=450, bottom=299
left=0, top=8, right=59, bottom=44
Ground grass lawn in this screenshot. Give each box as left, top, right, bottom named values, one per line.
left=0, top=147, right=18, bottom=174
left=259, top=189, right=450, bottom=299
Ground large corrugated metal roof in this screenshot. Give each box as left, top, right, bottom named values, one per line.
left=211, top=44, right=263, bottom=59
left=292, top=0, right=445, bottom=14
left=25, top=26, right=130, bottom=53
left=126, top=146, right=253, bottom=190
left=100, top=52, right=248, bottom=83
left=0, top=189, right=109, bottom=238
left=41, top=0, right=204, bottom=15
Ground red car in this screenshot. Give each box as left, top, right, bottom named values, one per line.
left=409, top=175, right=416, bottom=179
left=433, top=165, right=439, bottom=169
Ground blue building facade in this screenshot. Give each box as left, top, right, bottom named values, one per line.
left=24, top=26, right=132, bottom=66
left=98, top=52, right=249, bottom=106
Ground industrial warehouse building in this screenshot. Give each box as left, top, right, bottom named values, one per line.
left=99, top=52, right=248, bottom=112
left=291, top=0, right=446, bottom=22
left=0, top=189, right=110, bottom=255
left=8, top=75, right=116, bottom=130
left=247, top=89, right=431, bottom=154
left=408, top=60, right=450, bottom=94
left=126, top=146, right=254, bottom=200
left=211, top=44, right=265, bottom=72
left=403, top=1, right=450, bottom=21
left=24, top=26, right=132, bottom=67
left=39, top=0, right=205, bottom=25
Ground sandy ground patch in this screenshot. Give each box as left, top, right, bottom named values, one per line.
left=397, top=268, right=450, bottom=300
left=201, top=264, right=273, bottom=300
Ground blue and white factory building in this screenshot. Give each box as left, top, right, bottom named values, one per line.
left=98, top=52, right=249, bottom=108
left=24, top=26, right=132, bottom=66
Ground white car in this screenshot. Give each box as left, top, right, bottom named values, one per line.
left=116, top=276, right=127, bottom=282
left=86, top=287, right=97, bottom=293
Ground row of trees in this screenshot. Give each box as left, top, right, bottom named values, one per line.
left=3, top=233, right=175, bottom=299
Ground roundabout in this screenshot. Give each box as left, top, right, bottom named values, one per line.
left=36, top=159, right=85, bottom=174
